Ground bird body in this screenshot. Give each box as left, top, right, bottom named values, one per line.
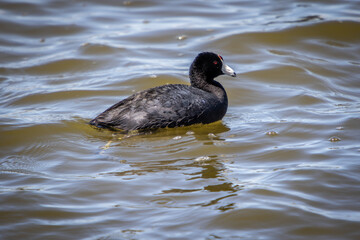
left=90, top=52, right=236, bottom=131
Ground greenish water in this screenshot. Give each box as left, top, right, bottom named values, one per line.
left=1, top=1, right=360, bottom=239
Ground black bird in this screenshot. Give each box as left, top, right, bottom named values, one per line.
left=90, top=52, right=236, bottom=131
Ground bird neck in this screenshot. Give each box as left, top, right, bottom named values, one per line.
left=190, top=70, right=211, bottom=89
left=190, top=71, right=227, bottom=100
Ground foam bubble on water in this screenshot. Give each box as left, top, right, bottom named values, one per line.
left=194, top=156, right=211, bottom=162
left=208, top=133, right=216, bottom=138
left=329, top=136, right=341, bottom=142
left=266, top=131, right=278, bottom=136
left=177, top=35, right=187, bottom=40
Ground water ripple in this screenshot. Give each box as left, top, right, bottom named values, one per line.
left=1, top=1, right=360, bottom=239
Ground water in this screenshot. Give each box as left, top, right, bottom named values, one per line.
left=1, top=0, right=360, bottom=239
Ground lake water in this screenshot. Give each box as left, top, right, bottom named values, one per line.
left=1, top=0, right=360, bottom=239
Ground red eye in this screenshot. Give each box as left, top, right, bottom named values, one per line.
left=213, top=61, right=218, bottom=65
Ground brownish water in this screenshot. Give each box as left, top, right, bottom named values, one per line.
left=1, top=0, right=360, bottom=239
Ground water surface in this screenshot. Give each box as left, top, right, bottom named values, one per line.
left=1, top=0, right=360, bottom=239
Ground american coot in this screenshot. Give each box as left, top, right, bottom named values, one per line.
left=90, top=52, right=236, bottom=131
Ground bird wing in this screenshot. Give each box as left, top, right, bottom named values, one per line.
left=91, top=84, right=220, bottom=130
